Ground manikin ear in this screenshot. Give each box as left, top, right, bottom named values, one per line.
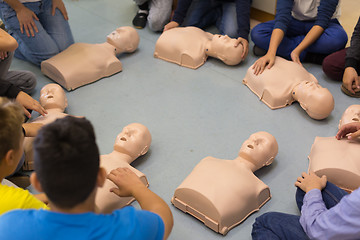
left=140, top=145, right=149, bottom=156
left=265, top=157, right=274, bottom=166
left=96, top=167, right=107, bottom=188
left=30, top=172, right=44, bottom=193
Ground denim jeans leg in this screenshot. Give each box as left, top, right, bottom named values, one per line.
left=182, top=0, right=220, bottom=29
left=37, top=0, right=74, bottom=52
left=252, top=212, right=309, bottom=240
left=0, top=0, right=73, bottom=66
left=295, top=182, right=348, bottom=212
left=216, top=2, right=237, bottom=38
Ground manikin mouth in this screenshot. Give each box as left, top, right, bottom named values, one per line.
left=352, top=118, right=359, bottom=122
left=47, top=95, right=54, bottom=99
left=120, top=137, right=127, bottom=141
left=247, top=144, right=254, bottom=149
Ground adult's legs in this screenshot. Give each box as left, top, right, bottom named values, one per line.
left=216, top=2, right=238, bottom=38
left=182, top=0, right=221, bottom=30
left=251, top=18, right=347, bottom=62
left=252, top=212, right=309, bottom=240
left=0, top=0, right=73, bottom=66
left=322, top=48, right=346, bottom=81
left=148, top=0, right=172, bottom=31
left=0, top=52, right=36, bottom=94
left=37, top=0, right=74, bottom=52
left=295, top=182, right=348, bottom=212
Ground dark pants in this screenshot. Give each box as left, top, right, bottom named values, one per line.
left=251, top=18, right=348, bottom=61
left=252, top=182, right=348, bottom=240
left=322, top=48, right=360, bottom=81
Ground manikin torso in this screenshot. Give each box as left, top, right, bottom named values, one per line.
left=172, top=157, right=270, bottom=235
left=95, top=151, right=148, bottom=213
left=23, top=109, right=69, bottom=170
left=154, top=27, right=211, bottom=69
left=41, top=43, right=122, bottom=91
left=308, top=137, right=360, bottom=192
left=243, top=56, right=318, bottom=109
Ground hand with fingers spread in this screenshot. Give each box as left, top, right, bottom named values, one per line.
left=252, top=53, right=276, bottom=75
left=234, top=37, right=249, bottom=61
left=295, top=171, right=327, bottom=193
left=107, top=167, right=174, bottom=239
left=15, top=6, right=39, bottom=37
left=336, top=122, right=360, bottom=140
left=107, top=167, right=146, bottom=198
left=343, top=67, right=360, bottom=95
left=51, top=0, right=68, bottom=20
left=15, top=91, right=47, bottom=118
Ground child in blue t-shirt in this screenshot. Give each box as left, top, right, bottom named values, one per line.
left=0, top=116, right=174, bottom=240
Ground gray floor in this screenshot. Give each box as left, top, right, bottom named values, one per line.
left=13, top=0, right=358, bottom=239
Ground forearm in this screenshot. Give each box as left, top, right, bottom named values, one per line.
left=132, top=186, right=173, bottom=239
left=267, top=28, right=285, bottom=56
left=172, top=0, right=192, bottom=25
left=2, top=0, right=26, bottom=12
left=345, top=17, right=360, bottom=70
left=0, top=29, right=18, bottom=52
left=295, top=25, right=324, bottom=53
left=234, top=0, right=251, bottom=40
left=22, top=123, right=43, bottom=137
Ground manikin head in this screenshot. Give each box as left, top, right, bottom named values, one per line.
left=113, top=123, right=151, bottom=159
left=292, top=81, right=334, bottom=120
left=339, top=105, right=360, bottom=129
left=238, top=131, right=278, bottom=171
left=207, top=35, right=243, bottom=65
left=107, top=26, right=140, bottom=55
left=39, top=83, right=68, bottom=111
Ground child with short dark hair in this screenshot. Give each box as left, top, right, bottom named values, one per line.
left=0, top=97, right=47, bottom=214
left=0, top=116, right=173, bottom=239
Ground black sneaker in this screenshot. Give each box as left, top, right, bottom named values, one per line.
left=132, top=11, right=148, bottom=29
left=253, top=45, right=267, bottom=57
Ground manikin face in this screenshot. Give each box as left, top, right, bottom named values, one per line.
left=238, top=131, right=278, bottom=170
left=107, top=26, right=140, bottom=54
left=39, top=83, right=68, bottom=111
left=293, top=81, right=334, bottom=120
left=113, top=123, right=152, bottom=159
left=339, top=105, right=360, bottom=129
left=209, top=35, right=243, bottom=65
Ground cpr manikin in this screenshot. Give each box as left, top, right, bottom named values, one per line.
left=154, top=27, right=243, bottom=69
left=308, top=105, right=360, bottom=192
left=23, top=83, right=70, bottom=170
left=243, top=57, right=334, bottom=120
left=95, top=123, right=151, bottom=213
left=172, top=132, right=278, bottom=235
left=338, top=105, right=360, bottom=129
left=41, top=26, right=140, bottom=91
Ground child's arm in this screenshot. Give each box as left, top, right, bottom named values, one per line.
left=108, top=167, right=174, bottom=240
left=22, top=123, right=43, bottom=137
left=0, top=29, right=18, bottom=52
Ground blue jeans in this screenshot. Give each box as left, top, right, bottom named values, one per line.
left=251, top=18, right=348, bottom=61
left=252, top=182, right=348, bottom=240
left=0, top=0, right=74, bottom=66
left=182, top=0, right=238, bottom=38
